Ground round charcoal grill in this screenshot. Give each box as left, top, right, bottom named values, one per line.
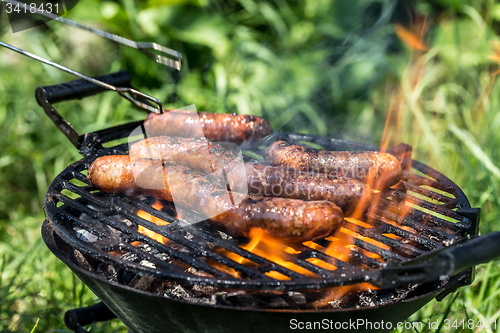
left=39, top=72, right=500, bottom=333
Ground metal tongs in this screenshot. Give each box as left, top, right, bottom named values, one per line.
left=0, top=0, right=183, bottom=114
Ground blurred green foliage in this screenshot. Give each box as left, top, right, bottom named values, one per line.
left=70, top=0, right=402, bottom=137
left=1, top=0, right=500, bottom=332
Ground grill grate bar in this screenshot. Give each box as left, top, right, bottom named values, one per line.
left=341, top=220, right=427, bottom=257
left=55, top=195, right=260, bottom=280
left=116, top=209, right=319, bottom=280
left=118, top=197, right=374, bottom=276
left=370, top=198, right=457, bottom=241
left=63, top=212, right=113, bottom=240
left=400, top=182, right=456, bottom=208
left=402, top=169, right=459, bottom=198
left=383, top=220, right=440, bottom=243
left=50, top=213, right=206, bottom=280
left=351, top=238, right=406, bottom=263
left=59, top=184, right=386, bottom=281
left=389, top=192, right=457, bottom=220
left=118, top=241, right=250, bottom=280
left=69, top=168, right=92, bottom=185
left=300, top=249, right=364, bottom=274
left=61, top=183, right=359, bottom=281
left=348, top=249, right=385, bottom=269
left=387, top=187, right=467, bottom=224
left=60, top=182, right=123, bottom=216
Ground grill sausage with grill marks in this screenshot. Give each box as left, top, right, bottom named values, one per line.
left=129, top=136, right=236, bottom=173
left=264, top=141, right=402, bottom=188
left=145, top=111, right=272, bottom=143
left=87, top=155, right=343, bottom=242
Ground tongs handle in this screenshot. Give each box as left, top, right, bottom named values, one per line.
left=0, top=40, right=164, bottom=114
left=36, top=71, right=143, bottom=151
left=39, top=70, right=132, bottom=104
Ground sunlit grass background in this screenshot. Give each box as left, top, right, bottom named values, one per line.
left=1, top=0, right=500, bottom=332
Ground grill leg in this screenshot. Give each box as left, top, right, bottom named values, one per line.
left=64, top=302, right=117, bottom=333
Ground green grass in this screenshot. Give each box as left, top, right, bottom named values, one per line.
left=1, top=0, right=500, bottom=332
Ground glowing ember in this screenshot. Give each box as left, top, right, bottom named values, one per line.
left=311, top=283, right=378, bottom=308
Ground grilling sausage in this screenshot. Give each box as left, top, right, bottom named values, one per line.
left=241, top=164, right=372, bottom=217
left=144, top=111, right=272, bottom=143
left=264, top=141, right=402, bottom=188
left=129, top=136, right=373, bottom=216
left=87, top=155, right=343, bottom=242
left=129, top=136, right=237, bottom=173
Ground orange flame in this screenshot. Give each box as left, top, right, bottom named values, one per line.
left=211, top=227, right=381, bottom=307
left=311, top=282, right=378, bottom=308
left=303, top=226, right=380, bottom=306
left=394, top=22, right=428, bottom=51
left=382, top=15, right=429, bottom=149
left=370, top=12, right=436, bottom=238
left=216, top=228, right=316, bottom=280
left=488, top=41, right=500, bottom=65
left=136, top=201, right=170, bottom=245
left=479, top=41, right=500, bottom=124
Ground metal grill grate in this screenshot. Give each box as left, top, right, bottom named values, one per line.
left=44, top=132, right=476, bottom=290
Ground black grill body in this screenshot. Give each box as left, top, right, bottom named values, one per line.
left=43, top=219, right=443, bottom=333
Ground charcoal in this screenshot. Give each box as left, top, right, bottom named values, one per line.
left=154, top=253, right=171, bottom=262
left=394, top=283, right=419, bottom=300
left=358, top=293, right=377, bottom=307
left=214, top=290, right=308, bottom=309
left=186, top=266, right=213, bottom=278
left=268, top=297, right=289, bottom=308
left=151, top=279, right=173, bottom=293
left=135, top=242, right=174, bottom=263
left=121, top=252, right=139, bottom=262
left=326, top=299, right=342, bottom=308
left=217, top=230, right=231, bottom=240
left=96, top=263, right=118, bottom=282
left=161, top=285, right=215, bottom=305
left=171, top=285, right=193, bottom=299
left=286, top=291, right=307, bottom=306
left=75, top=228, right=98, bottom=242
left=139, top=260, right=156, bottom=269
left=116, top=268, right=138, bottom=286
left=129, top=275, right=156, bottom=291
left=191, top=284, right=219, bottom=297
left=217, top=292, right=259, bottom=308
left=91, top=253, right=430, bottom=311
left=138, top=243, right=156, bottom=254
left=73, top=250, right=97, bottom=273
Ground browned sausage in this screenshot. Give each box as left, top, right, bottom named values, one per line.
left=87, top=155, right=343, bottom=242
left=144, top=111, right=272, bottom=143
left=129, top=136, right=236, bottom=173
left=130, top=136, right=372, bottom=216
left=240, top=164, right=372, bottom=217
left=264, top=141, right=402, bottom=188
